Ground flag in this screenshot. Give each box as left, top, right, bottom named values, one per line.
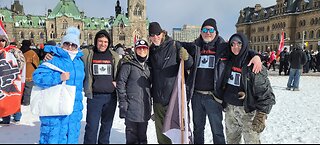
left=276, top=31, right=285, bottom=59
left=162, top=60, right=193, bottom=144
left=0, top=20, right=24, bottom=117
left=0, top=20, right=9, bottom=40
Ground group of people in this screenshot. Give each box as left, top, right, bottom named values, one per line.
left=1, top=17, right=277, bottom=144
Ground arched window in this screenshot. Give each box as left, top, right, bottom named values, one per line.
left=297, top=32, right=301, bottom=39
left=310, top=30, right=314, bottom=39
left=20, top=31, right=25, bottom=39
left=134, top=4, right=142, bottom=16
left=51, top=24, right=54, bottom=29
left=50, top=31, right=55, bottom=39
left=317, top=30, right=320, bottom=38
left=30, top=32, right=34, bottom=38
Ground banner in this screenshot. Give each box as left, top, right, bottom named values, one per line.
left=0, top=20, right=24, bottom=117
left=163, top=60, right=193, bottom=144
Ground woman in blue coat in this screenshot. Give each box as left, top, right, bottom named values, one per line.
left=33, top=27, right=85, bottom=144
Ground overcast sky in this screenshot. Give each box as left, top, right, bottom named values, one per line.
left=0, top=0, right=275, bottom=39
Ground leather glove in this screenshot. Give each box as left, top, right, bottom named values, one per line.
left=119, top=101, right=128, bottom=119
left=238, top=91, right=246, bottom=100
left=252, top=111, right=267, bottom=133
left=180, top=47, right=189, bottom=61
left=122, top=54, right=134, bottom=63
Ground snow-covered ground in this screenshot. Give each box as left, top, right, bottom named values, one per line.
left=1, top=75, right=320, bottom=144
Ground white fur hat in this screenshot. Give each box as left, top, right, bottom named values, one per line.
left=61, top=26, right=80, bottom=48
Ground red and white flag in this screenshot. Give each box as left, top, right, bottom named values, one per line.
left=0, top=20, right=24, bottom=117
left=162, top=60, right=193, bottom=144
left=276, top=31, right=285, bottom=59
left=0, top=20, right=9, bottom=40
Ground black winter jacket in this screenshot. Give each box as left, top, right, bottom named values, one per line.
left=149, top=36, right=193, bottom=106
left=288, top=47, right=307, bottom=69
left=116, top=58, right=152, bottom=122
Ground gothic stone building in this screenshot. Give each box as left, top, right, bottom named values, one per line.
left=0, top=0, right=148, bottom=47
left=236, top=0, right=320, bottom=52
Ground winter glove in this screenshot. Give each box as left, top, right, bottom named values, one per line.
left=119, top=101, right=128, bottom=119
left=122, top=54, right=134, bottom=63
left=252, top=111, right=267, bottom=133
left=238, top=91, right=246, bottom=100
left=180, top=47, right=189, bottom=61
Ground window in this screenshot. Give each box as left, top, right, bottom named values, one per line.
left=20, top=31, right=25, bottom=39
left=119, top=35, right=125, bottom=41
left=63, top=20, right=68, bottom=29
left=51, top=24, right=54, bottom=29
left=310, top=30, right=314, bottom=39
left=39, top=32, right=44, bottom=39
left=30, top=32, right=34, bottom=38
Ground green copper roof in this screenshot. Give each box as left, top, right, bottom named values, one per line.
left=13, top=15, right=46, bottom=28
left=113, top=14, right=130, bottom=26
left=83, top=17, right=112, bottom=30
left=48, top=0, right=81, bottom=19
left=0, top=8, right=14, bottom=22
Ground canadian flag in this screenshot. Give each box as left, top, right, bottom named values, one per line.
left=276, top=31, right=285, bottom=59
left=0, top=20, right=9, bottom=40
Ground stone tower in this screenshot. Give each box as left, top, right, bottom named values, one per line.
left=127, top=0, right=148, bottom=45
left=11, top=0, right=24, bottom=15
left=112, top=0, right=148, bottom=47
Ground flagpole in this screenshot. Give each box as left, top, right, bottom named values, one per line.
left=180, top=60, right=186, bottom=144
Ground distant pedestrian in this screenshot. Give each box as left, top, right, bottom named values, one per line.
left=279, top=47, right=289, bottom=75
left=286, top=45, right=307, bottom=91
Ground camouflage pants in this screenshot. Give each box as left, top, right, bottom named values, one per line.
left=225, top=105, right=261, bottom=144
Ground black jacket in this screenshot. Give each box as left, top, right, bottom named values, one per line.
left=288, top=47, right=307, bottom=69
left=149, top=36, right=193, bottom=106
left=221, top=33, right=276, bottom=114
left=116, top=58, right=152, bottom=122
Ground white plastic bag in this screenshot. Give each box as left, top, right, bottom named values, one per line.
left=30, top=62, right=76, bottom=116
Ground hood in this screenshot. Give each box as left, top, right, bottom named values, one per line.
left=228, top=33, right=249, bottom=67
left=93, top=30, right=111, bottom=51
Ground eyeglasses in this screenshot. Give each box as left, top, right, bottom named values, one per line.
left=231, top=41, right=242, bottom=47
left=201, top=28, right=215, bottom=33
left=150, top=33, right=161, bottom=37
left=136, top=47, right=149, bottom=51
left=0, top=39, right=6, bottom=42
left=63, top=42, right=78, bottom=48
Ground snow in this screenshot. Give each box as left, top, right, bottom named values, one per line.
left=1, top=75, right=320, bottom=144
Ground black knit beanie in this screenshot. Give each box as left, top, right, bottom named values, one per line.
left=201, top=18, right=218, bottom=34
left=148, top=22, right=163, bottom=35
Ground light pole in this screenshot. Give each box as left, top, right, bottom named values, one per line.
left=302, top=30, right=305, bottom=49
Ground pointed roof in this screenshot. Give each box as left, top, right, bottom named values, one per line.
left=48, top=0, right=81, bottom=19
left=112, top=14, right=129, bottom=26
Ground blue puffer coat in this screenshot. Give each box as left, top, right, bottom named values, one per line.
left=33, top=45, right=85, bottom=144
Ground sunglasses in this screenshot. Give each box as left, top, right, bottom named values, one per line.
left=0, top=39, right=6, bottom=42
left=150, top=33, right=161, bottom=37
left=201, top=28, right=215, bottom=33
left=63, top=42, right=78, bottom=48
left=231, top=41, right=242, bottom=47
left=136, top=47, right=149, bottom=51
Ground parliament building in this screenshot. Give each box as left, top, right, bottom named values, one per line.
left=0, top=0, right=148, bottom=47
left=236, top=0, right=320, bottom=52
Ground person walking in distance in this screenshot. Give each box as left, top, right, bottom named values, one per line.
left=286, top=45, right=307, bottom=91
